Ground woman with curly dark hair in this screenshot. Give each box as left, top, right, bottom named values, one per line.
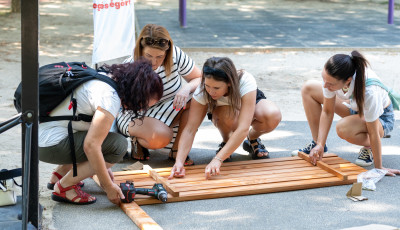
left=39, top=59, right=163, bottom=205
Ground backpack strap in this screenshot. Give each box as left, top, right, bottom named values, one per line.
left=40, top=114, right=93, bottom=122
left=94, top=73, right=119, bottom=92
left=0, top=168, right=22, bottom=180
left=69, top=92, right=79, bottom=177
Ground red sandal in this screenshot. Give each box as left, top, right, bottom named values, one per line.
left=51, top=181, right=96, bottom=205
left=47, top=171, right=84, bottom=190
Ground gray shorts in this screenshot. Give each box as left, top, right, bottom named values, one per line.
left=350, top=103, right=395, bottom=137
left=39, top=131, right=127, bottom=165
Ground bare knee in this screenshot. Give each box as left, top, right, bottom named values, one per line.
left=254, top=100, right=282, bottom=132
left=212, top=106, right=236, bottom=130
left=212, top=112, right=234, bottom=130
left=336, top=119, right=348, bottom=140
left=264, top=107, right=281, bottom=131
left=301, top=80, right=320, bottom=97
left=140, top=128, right=173, bottom=149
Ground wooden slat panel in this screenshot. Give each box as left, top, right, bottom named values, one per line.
left=96, top=154, right=366, bottom=207
left=134, top=176, right=357, bottom=205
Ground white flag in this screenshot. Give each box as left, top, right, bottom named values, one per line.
left=92, top=0, right=135, bottom=64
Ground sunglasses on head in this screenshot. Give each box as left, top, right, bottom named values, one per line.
left=143, top=37, right=169, bottom=48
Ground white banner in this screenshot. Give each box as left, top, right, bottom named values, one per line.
left=92, top=0, right=135, bottom=64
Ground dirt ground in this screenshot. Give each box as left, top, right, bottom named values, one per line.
left=1, top=0, right=400, bottom=229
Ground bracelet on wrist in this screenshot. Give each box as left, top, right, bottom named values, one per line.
left=214, top=156, right=224, bottom=163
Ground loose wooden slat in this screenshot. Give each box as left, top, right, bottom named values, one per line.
left=148, top=169, right=180, bottom=197
left=317, top=161, right=348, bottom=181
left=298, top=152, right=348, bottom=180
left=120, top=202, right=163, bottom=230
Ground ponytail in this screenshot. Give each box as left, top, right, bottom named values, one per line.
left=324, top=50, right=369, bottom=117
left=350, top=50, right=369, bottom=117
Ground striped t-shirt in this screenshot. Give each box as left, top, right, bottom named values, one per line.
left=117, top=45, right=195, bottom=136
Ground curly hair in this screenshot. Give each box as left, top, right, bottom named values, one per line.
left=102, top=58, right=163, bottom=121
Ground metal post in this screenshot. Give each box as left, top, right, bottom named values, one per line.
left=179, top=0, right=187, bottom=28
left=22, top=120, right=33, bottom=230
left=21, top=0, right=39, bottom=228
left=388, top=0, right=394, bottom=24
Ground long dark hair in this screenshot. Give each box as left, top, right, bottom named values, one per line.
left=103, top=58, right=163, bottom=121
left=324, top=50, right=369, bottom=117
left=200, top=57, right=242, bottom=115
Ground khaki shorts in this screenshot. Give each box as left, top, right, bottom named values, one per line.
left=39, top=131, right=127, bottom=165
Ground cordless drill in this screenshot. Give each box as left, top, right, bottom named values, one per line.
left=120, top=181, right=168, bottom=203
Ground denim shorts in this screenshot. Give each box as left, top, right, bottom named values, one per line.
left=207, top=88, right=266, bottom=120
left=350, top=103, right=395, bottom=136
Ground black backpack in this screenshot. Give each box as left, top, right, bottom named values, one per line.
left=13, top=62, right=119, bottom=176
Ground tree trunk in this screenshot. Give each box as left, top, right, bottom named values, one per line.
left=11, top=0, right=21, bottom=13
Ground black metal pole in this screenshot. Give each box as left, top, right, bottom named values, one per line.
left=0, top=114, right=21, bottom=133
left=0, top=113, right=21, bottom=128
left=21, top=0, right=39, bottom=228
left=22, top=120, right=33, bottom=230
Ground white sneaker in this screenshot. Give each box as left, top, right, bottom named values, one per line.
left=354, top=147, right=373, bottom=167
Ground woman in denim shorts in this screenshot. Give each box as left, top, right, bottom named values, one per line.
left=169, top=57, right=282, bottom=179
left=293, top=50, right=399, bottom=176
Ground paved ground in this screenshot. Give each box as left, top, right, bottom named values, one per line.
left=52, top=120, right=400, bottom=230
left=135, top=0, right=400, bottom=48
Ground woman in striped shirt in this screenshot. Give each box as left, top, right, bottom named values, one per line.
left=117, top=24, right=201, bottom=165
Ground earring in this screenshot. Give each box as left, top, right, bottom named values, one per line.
left=342, top=86, right=349, bottom=92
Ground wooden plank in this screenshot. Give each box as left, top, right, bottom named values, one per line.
left=166, top=161, right=314, bottom=183
left=317, top=161, right=348, bottom=180
left=120, top=202, right=163, bottom=230
left=173, top=171, right=334, bottom=192
left=169, top=164, right=323, bottom=185
left=148, top=169, right=180, bottom=197
left=148, top=153, right=340, bottom=173
left=298, top=152, right=348, bottom=180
